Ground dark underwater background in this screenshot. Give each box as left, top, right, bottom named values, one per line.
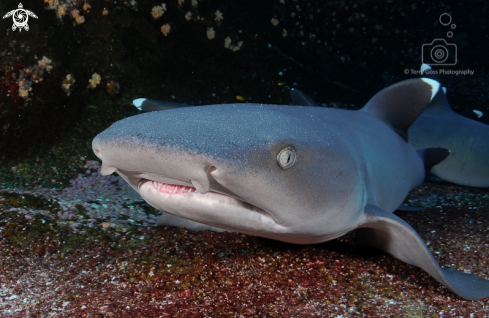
left=0, top=0, right=488, bottom=316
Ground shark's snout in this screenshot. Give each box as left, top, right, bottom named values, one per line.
left=92, top=140, right=119, bottom=176
left=92, top=135, right=217, bottom=195
left=93, top=146, right=102, bottom=160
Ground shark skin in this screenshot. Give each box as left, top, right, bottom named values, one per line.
left=408, top=64, right=489, bottom=187
left=92, top=78, right=489, bottom=300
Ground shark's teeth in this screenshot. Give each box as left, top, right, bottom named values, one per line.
left=152, top=181, right=199, bottom=194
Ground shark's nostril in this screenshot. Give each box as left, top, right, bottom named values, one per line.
left=94, top=149, right=102, bottom=159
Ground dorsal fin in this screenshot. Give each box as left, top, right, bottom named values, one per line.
left=361, top=78, right=440, bottom=140
left=133, top=98, right=190, bottom=112
left=420, top=64, right=442, bottom=82
left=420, top=64, right=454, bottom=114
left=290, top=89, right=319, bottom=106
left=423, top=88, right=455, bottom=114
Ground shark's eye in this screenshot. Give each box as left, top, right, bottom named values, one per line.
left=277, top=147, right=296, bottom=169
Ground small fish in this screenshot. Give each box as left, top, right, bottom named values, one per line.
left=236, top=95, right=245, bottom=101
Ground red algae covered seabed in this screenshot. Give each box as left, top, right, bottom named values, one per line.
left=0, top=164, right=488, bottom=317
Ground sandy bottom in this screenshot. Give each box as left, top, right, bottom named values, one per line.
left=0, top=166, right=488, bottom=317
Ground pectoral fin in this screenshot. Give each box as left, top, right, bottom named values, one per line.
left=356, top=204, right=489, bottom=300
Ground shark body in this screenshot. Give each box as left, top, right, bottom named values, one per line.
left=92, top=78, right=489, bottom=300
left=408, top=65, right=489, bottom=187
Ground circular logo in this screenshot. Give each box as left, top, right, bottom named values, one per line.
left=439, top=13, right=452, bottom=26
left=430, top=45, right=449, bottom=64
left=2, top=3, right=38, bottom=32
left=13, top=9, right=28, bottom=28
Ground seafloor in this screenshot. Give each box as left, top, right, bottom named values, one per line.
left=0, top=164, right=488, bottom=317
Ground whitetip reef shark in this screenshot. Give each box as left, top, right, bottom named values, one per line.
left=92, top=78, right=489, bottom=300
left=408, top=64, right=489, bottom=187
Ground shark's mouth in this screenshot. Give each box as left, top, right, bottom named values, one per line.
left=152, top=181, right=201, bottom=194
left=141, top=179, right=265, bottom=213
left=149, top=180, right=225, bottom=196
left=135, top=178, right=284, bottom=232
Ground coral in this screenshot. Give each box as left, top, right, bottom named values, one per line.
left=71, top=9, right=85, bottom=24
left=215, top=10, right=223, bottom=21
left=106, top=80, right=120, bottom=97
left=62, top=74, right=75, bottom=96
left=0, top=57, right=53, bottom=106
left=57, top=4, right=66, bottom=17
left=224, top=37, right=243, bottom=52
left=151, top=4, right=167, bottom=20
left=160, top=23, right=171, bottom=36
left=18, top=80, right=32, bottom=98
left=38, top=56, right=53, bottom=72
left=88, top=73, right=101, bottom=89
left=45, top=0, right=59, bottom=6
left=224, top=36, right=232, bottom=49
left=206, top=27, right=215, bottom=40
left=0, top=62, right=25, bottom=106
left=45, top=1, right=91, bottom=23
